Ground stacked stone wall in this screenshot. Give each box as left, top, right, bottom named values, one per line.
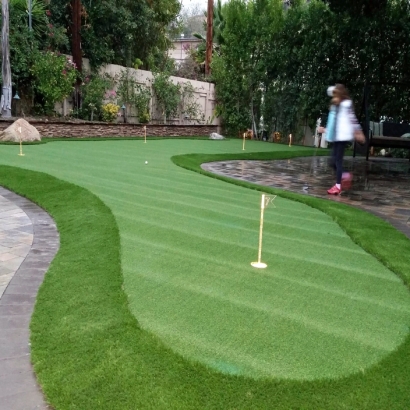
left=0, top=119, right=217, bottom=138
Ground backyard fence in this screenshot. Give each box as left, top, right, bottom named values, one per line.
left=55, top=59, right=220, bottom=127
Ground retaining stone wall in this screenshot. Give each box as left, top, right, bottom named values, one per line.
left=0, top=119, right=217, bottom=138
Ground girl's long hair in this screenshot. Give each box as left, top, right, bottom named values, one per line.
left=334, top=83, right=350, bottom=101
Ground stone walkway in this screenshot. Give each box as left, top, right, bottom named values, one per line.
left=202, top=156, right=410, bottom=239
left=0, top=187, right=59, bottom=410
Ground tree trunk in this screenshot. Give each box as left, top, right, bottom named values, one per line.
left=71, top=0, right=82, bottom=110
left=1, top=0, right=12, bottom=118
left=71, top=0, right=82, bottom=73
left=205, top=0, right=213, bottom=76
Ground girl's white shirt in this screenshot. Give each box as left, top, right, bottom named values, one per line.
left=334, top=99, right=357, bottom=142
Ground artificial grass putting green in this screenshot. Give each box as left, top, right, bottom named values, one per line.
left=0, top=139, right=410, bottom=408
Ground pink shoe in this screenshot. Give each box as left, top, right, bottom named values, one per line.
left=341, top=172, right=353, bottom=190
left=327, top=185, right=341, bottom=195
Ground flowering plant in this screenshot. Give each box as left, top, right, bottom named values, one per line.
left=32, top=51, right=78, bottom=114
left=101, top=103, right=120, bottom=122
left=104, top=90, right=117, bottom=101
left=46, top=23, right=69, bottom=51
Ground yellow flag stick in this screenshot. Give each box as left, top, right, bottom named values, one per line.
left=18, top=127, right=25, bottom=156
left=251, top=194, right=268, bottom=269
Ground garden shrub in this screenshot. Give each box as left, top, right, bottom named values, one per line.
left=31, top=51, right=77, bottom=115
left=101, top=102, right=120, bottom=122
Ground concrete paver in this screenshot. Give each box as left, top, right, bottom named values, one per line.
left=0, top=187, right=59, bottom=410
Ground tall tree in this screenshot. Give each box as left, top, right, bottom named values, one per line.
left=213, top=0, right=410, bottom=136
left=1, top=0, right=12, bottom=117
left=48, top=0, right=181, bottom=69
left=205, top=0, right=213, bottom=75
left=71, top=0, right=82, bottom=109
left=212, top=0, right=283, bottom=134
left=179, top=3, right=206, bottom=38
left=71, top=0, right=81, bottom=74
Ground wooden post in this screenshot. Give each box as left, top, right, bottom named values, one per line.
left=71, top=0, right=82, bottom=74
left=1, top=0, right=12, bottom=118
left=71, top=0, right=82, bottom=110
left=205, top=0, right=213, bottom=76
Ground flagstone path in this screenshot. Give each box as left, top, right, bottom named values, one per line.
left=0, top=187, right=59, bottom=410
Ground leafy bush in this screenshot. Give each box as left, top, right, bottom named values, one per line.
left=138, top=111, right=150, bottom=123
left=134, top=85, right=151, bottom=123
left=9, top=0, right=68, bottom=103
left=116, top=69, right=151, bottom=123
left=80, top=73, right=114, bottom=121
left=31, top=52, right=78, bottom=114
left=45, top=22, right=69, bottom=52
left=9, top=15, right=37, bottom=88
left=174, top=54, right=205, bottom=81
left=152, top=72, right=180, bottom=123
left=180, top=82, right=203, bottom=123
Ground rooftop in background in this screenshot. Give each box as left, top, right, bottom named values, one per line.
left=169, top=37, right=202, bottom=65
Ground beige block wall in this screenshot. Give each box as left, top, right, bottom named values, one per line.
left=57, top=59, right=219, bottom=127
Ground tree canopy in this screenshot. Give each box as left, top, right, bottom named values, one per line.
left=4, top=0, right=182, bottom=115
left=48, top=0, right=181, bottom=69
left=212, top=0, right=410, bottom=136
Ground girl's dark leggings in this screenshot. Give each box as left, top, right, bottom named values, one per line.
left=331, top=141, right=347, bottom=184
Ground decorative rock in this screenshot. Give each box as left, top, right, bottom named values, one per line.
left=0, top=118, right=41, bottom=142
left=209, top=132, right=225, bottom=140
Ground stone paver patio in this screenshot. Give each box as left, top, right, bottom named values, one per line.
left=0, top=187, right=59, bottom=410
left=202, top=155, right=410, bottom=239
left=0, top=197, right=32, bottom=299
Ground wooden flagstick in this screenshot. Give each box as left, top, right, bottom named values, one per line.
left=18, top=127, right=25, bottom=156
left=251, top=194, right=276, bottom=269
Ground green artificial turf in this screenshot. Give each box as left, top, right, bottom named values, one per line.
left=0, top=139, right=410, bottom=408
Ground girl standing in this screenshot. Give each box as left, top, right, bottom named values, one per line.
left=318, top=84, right=361, bottom=195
